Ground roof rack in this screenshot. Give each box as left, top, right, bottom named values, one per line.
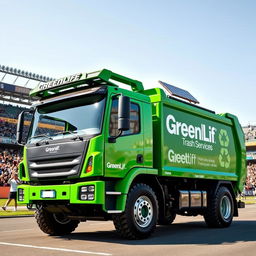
left=30, top=69, right=144, bottom=98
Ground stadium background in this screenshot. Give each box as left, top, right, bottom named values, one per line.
left=0, top=65, right=255, bottom=198
left=0, top=65, right=53, bottom=198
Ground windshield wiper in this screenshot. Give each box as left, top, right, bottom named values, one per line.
left=53, top=130, right=83, bottom=141
left=29, top=134, right=53, bottom=140
left=53, top=131, right=76, bottom=136
left=28, top=134, right=53, bottom=146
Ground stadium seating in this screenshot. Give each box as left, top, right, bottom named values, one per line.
left=0, top=103, right=27, bottom=119
left=243, top=125, right=256, bottom=195
left=0, top=104, right=29, bottom=143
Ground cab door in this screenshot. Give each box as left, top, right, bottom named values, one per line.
left=105, top=96, right=144, bottom=178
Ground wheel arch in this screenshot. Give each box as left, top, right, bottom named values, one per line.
left=131, top=174, right=165, bottom=220
left=209, top=181, right=238, bottom=217
left=114, top=168, right=163, bottom=213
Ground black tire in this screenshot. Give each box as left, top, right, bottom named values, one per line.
left=158, top=211, right=176, bottom=225
left=204, top=186, right=234, bottom=228
left=113, top=183, right=158, bottom=239
left=35, top=208, right=79, bottom=235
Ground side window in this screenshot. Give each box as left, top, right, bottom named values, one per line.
left=109, top=99, right=140, bottom=137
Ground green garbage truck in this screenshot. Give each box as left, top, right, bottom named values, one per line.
left=16, top=69, right=246, bottom=239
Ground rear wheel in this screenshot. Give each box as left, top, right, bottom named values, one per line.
left=35, top=208, right=79, bottom=235
left=204, top=186, right=234, bottom=228
left=113, top=183, right=158, bottom=239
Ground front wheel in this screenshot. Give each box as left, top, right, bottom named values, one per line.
left=204, top=186, right=234, bottom=228
left=113, top=183, right=158, bottom=239
left=35, top=208, right=79, bottom=235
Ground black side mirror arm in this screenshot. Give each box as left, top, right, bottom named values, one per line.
left=108, top=130, right=123, bottom=143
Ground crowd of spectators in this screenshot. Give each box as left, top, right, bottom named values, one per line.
left=244, top=163, right=256, bottom=196
left=0, top=118, right=30, bottom=143
left=0, top=103, right=27, bottom=119
left=0, top=119, right=17, bottom=140
left=0, top=149, right=22, bottom=186
left=0, top=103, right=29, bottom=143
left=242, top=125, right=256, bottom=196
left=243, top=125, right=256, bottom=141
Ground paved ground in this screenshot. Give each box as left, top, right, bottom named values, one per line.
left=0, top=205, right=29, bottom=211
left=0, top=205, right=255, bottom=256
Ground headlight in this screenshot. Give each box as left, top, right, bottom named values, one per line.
left=18, top=188, right=24, bottom=201
left=86, top=157, right=93, bottom=173
left=87, top=194, right=94, bottom=200
left=88, top=185, right=95, bottom=192
left=80, top=194, right=88, bottom=200
left=81, top=187, right=88, bottom=192
left=80, top=185, right=95, bottom=201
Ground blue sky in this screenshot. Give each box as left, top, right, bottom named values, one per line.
left=0, top=0, right=255, bottom=125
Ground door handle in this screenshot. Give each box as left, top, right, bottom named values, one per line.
left=136, top=154, right=144, bottom=164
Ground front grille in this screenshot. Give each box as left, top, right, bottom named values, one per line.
left=29, top=155, right=82, bottom=178
left=34, top=156, right=79, bottom=165
left=27, top=140, right=88, bottom=180
left=33, top=167, right=71, bottom=174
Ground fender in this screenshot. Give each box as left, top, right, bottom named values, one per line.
left=208, top=180, right=238, bottom=217
left=114, top=167, right=158, bottom=211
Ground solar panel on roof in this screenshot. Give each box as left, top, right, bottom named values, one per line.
left=159, top=80, right=199, bottom=104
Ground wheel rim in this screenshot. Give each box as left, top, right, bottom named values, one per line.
left=133, top=196, right=153, bottom=228
left=53, top=213, right=71, bottom=225
left=220, top=195, right=231, bottom=220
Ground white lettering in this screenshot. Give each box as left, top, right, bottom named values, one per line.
left=106, top=162, right=125, bottom=170
left=181, top=123, right=188, bottom=137
left=168, top=149, right=196, bottom=165
left=166, top=114, right=217, bottom=143
left=188, top=125, right=195, bottom=138
left=166, top=115, right=176, bottom=134
left=45, top=146, right=60, bottom=153
left=39, top=73, right=83, bottom=91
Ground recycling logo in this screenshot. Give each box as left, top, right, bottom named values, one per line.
left=219, top=129, right=230, bottom=147
left=219, top=148, right=231, bottom=168
left=218, top=129, right=230, bottom=169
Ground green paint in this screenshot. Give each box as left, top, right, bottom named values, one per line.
left=18, top=147, right=30, bottom=181
left=162, top=107, right=236, bottom=174
left=18, top=181, right=104, bottom=205
left=18, top=69, right=246, bottom=216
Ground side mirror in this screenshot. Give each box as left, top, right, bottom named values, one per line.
left=108, top=95, right=130, bottom=143
left=16, top=110, right=34, bottom=145
left=118, top=95, right=130, bottom=131
left=16, top=111, right=25, bottom=145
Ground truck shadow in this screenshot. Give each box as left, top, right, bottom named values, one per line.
left=56, top=220, right=256, bottom=245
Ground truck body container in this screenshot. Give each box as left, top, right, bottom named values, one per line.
left=144, top=88, right=246, bottom=193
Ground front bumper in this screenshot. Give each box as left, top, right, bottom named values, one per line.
left=17, top=181, right=105, bottom=205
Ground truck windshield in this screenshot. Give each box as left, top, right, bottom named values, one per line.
left=27, top=94, right=106, bottom=144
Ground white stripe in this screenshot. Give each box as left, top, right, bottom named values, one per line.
left=0, top=229, right=34, bottom=233
left=0, top=242, right=112, bottom=256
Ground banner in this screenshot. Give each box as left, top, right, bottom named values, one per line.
left=0, top=116, right=63, bottom=131
left=0, top=186, right=10, bottom=199
left=0, top=82, right=30, bottom=95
